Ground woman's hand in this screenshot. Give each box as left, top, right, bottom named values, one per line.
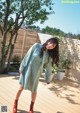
left=19, top=70, right=22, bottom=74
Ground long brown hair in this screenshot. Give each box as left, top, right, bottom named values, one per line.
left=40, top=37, right=59, bottom=65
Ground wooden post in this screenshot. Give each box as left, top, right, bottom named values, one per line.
left=21, top=30, right=26, bottom=60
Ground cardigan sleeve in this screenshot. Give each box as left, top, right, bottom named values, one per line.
left=45, top=58, right=52, bottom=83
left=19, top=43, right=37, bottom=71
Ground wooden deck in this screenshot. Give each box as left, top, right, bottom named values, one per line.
left=0, top=74, right=80, bottom=113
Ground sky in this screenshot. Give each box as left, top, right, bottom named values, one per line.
left=35, top=0, right=80, bottom=34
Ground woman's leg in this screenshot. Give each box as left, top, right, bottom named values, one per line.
left=29, top=92, right=37, bottom=113
left=13, top=85, right=23, bottom=113
left=15, top=85, right=23, bottom=100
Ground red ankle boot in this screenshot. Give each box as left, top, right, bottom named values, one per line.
left=13, top=99, right=18, bottom=113
left=29, top=101, right=34, bottom=113
left=29, top=110, right=34, bottom=113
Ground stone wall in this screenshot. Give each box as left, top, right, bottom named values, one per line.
left=60, top=37, right=80, bottom=80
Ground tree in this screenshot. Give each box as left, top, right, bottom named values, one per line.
left=41, top=26, right=66, bottom=37
left=26, top=25, right=41, bottom=32
left=0, top=0, right=54, bottom=73
left=76, top=34, right=80, bottom=40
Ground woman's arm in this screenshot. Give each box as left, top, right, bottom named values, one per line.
left=45, top=58, right=52, bottom=83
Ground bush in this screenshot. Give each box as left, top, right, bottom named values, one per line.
left=9, top=55, right=21, bottom=72
left=12, top=55, right=21, bottom=64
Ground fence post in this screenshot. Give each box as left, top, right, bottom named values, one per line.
left=21, top=30, right=26, bottom=60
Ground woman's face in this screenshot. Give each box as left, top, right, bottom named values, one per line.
left=46, top=42, right=56, bottom=50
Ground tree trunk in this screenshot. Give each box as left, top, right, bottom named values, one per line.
left=6, top=32, right=18, bottom=72
left=0, top=57, right=6, bottom=74
left=0, top=0, right=10, bottom=74
left=6, top=44, right=14, bottom=72
left=0, top=32, right=7, bottom=73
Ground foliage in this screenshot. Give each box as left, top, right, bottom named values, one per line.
left=9, top=55, right=21, bottom=72
left=11, top=55, right=21, bottom=64
left=76, top=34, right=80, bottom=40
left=52, top=64, right=58, bottom=74
left=65, top=33, right=80, bottom=40
left=52, top=55, right=71, bottom=74
left=9, top=66, right=18, bottom=72
left=0, top=0, right=54, bottom=73
left=25, top=25, right=80, bottom=40
left=26, top=25, right=41, bottom=32
left=57, top=55, right=71, bottom=72
left=41, top=26, right=66, bottom=37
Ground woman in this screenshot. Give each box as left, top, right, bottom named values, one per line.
left=13, top=37, right=59, bottom=113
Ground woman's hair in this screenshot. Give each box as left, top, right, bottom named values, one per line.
left=40, top=37, right=59, bottom=65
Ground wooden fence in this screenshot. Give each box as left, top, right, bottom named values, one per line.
left=0, top=28, right=40, bottom=60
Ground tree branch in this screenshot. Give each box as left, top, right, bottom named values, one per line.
left=0, top=24, right=3, bottom=35
left=3, top=0, right=10, bottom=31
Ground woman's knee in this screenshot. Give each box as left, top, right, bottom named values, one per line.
left=32, top=92, right=37, bottom=95
left=19, top=85, right=23, bottom=91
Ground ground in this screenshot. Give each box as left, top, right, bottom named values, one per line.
left=0, top=74, right=80, bottom=113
